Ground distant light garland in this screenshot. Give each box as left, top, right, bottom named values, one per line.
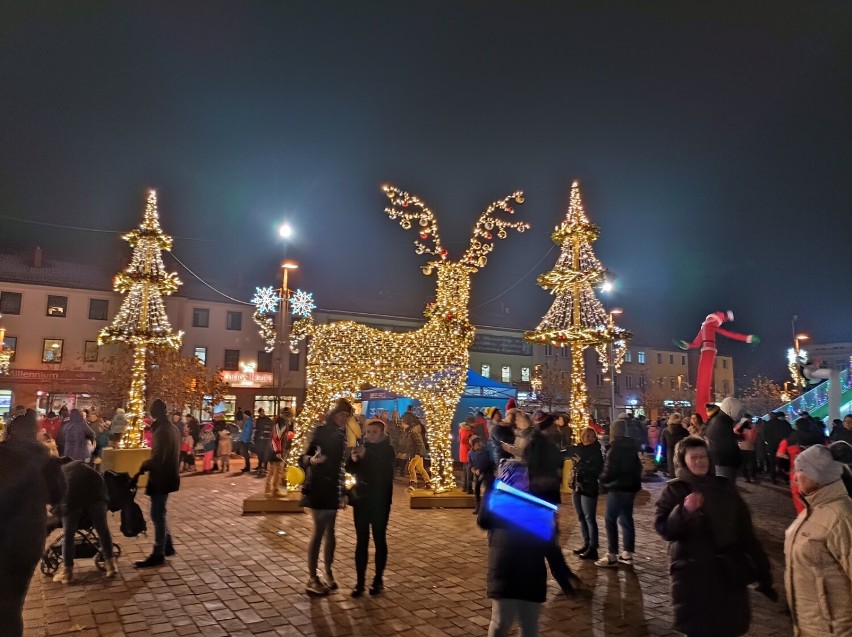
left=98, top=190, right=183, bottom=447
left=290, top=185, right=528, bottom=493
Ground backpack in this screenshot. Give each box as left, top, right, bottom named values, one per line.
left=120, top=501, right=147, bottom=537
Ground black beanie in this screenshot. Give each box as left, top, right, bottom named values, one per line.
left=150, top=399, right=168, bottom=420
left=330, top=398, right=352, bottom=416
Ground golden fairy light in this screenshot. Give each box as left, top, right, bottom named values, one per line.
left=525, top=181, right=630, bottom=434
left=290, top=185, right=528, bottom=492
left=98, top=190, right=183, bottom=447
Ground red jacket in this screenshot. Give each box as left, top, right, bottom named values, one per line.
left=459, top=425, right=473, bottom=462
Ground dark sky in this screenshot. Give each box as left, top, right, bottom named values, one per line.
left=2, top=1, right=851, bottom=382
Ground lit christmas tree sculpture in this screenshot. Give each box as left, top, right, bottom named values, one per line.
left=525, top=181, right=630, bottom=432
left=98, top=190, right=183, bottom=447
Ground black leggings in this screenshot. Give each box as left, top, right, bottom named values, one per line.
left=307, top=509, right=337, bottom=577
left=353, top=503, right=390, bottom=586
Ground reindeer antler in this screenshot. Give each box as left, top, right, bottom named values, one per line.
left=461, top=191, right=529, bottom=269
left=382, top=185, right=446, bottom=259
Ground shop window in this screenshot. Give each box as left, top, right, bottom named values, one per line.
left=226, top=311, right=242, bottom=331
left=257, top=350, right=272, bottom=373
left=481, top=364, right=490, bottom=378
left=223, top=349, right=239, bottom=371
left=89, top=299, right=109, bottom=320
left=637, top=351, right=645, bottom=364
left=0, top=291, right=22, bottom=315
left=47, top=295, right=67, bottom=317
left=194, top=347, right=207, bottom=366
left=84, top=341, right=99, bottom=363
left=521, top=367, right=530, bottom=382
left=192, top=308, right=209, bottom=328
left=289, top=352, right=300, bottom=372
left=42, top=339, right=63, bottom=363
left=2, top=336, right=16, bottom=362
left=501, top=366, right=511, bottom=383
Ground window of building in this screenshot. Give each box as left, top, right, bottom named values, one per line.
left=194, top=347, right=207, bottom=366
left=84, top=341, right=99, bottom=362
left=669, top=354, right=674, bottom=365
left=656, top=353, right=662, bottom=364
left=88, top=299, right=109, bottom=321
left=0, top=291, right=22, bottom=315
left=626, top=375, right=633, bottom=388
left=637, top=351, right=646, bottom=364
left=46, top=295, right=67, bottom=317
left=595, top=374, right=603, bottom=386
left=625, top=350, right=632, bottom=363
left=257, top=350, right=272, bottom=372
left=614, top=380, right=621, bottom=395
left=2, top=335, right=16, bottom=362
left=42, top=339, right=63, bottom=363
left=561, top=347, right=568, bottom=358
left=192, top=308, right=209, bottom=328
left=501, top=366, right=511, bottom=383
left=638, top=375, right=645, bottom=388
left=681, top=355, right=686, bottom=366
left=521, top=367, right=530, bottom=382
left=723, top=359, right=728, bottom=370
left=481, top=364, right=490, bottom=378
left=544, top=345, right=552, bottom=356
left=226, top=311, right=242, bottom=331
left=289, top=352, right=300, bottom=372
left=223, top=349, right=239, bottom=371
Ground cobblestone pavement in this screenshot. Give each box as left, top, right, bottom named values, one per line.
left=23, top=461, right=798, bottom=637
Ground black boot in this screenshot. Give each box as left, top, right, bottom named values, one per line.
left=164, top=537, right=176, bottom=557
left=134, top=553, right=165, bottom=569
left=351, top=582, right=365, bottom=597
left=572, top=543, right=589, bottom=555
left=369, top=577, right=384, bottom=596
left=579, top=547, right=598, bottom=561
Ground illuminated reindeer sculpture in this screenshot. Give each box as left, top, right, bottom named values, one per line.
left=291, top=185, right=528, bottom=492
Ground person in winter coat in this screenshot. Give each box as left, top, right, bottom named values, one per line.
left=200, top=423, right=216, bottom=472
left=704, top=397, right=743, bottom=480
left=829, top=440, right=852, bottom=497
left=829, top=413, right=852, bottom=445
left=301, top=398, right=350, bottom=596
left=0, top=410, right=66, bottom=637
left=42, top=411, right=62, bottom=440
left=762, top=411, right=792, bottom=484
left=477, top=449, right=551, bottom=637
left=133, top=398, right=180, bottom=568
left=346, top=419, right=395, bottom=597
left=734, top=418, right=759, bottom=483
left=777, top=416, right=827, bottom=515
left=56, top=408, right=95, bottom=462
left=217, top=429, right=232, bottom=472
left=662, top=413, right=689, bottom=477
left=489, top=413, right=515, bottom=470
left=501, top=409, right=533, bottom=461
left=239, top=410, right=254, bottom=472
left=458, top=416, right=474, bottom=494
left=404, top=419, right=431, bottom=489
left=595, top=417, right=642, bottom=568
left=655, top=436, right=776, bottom=637
left=784, top=444, right=852, bottom=636
left=253, top=408, right=274, bottom=475
left=468, top=436, right=494, bottom=514
left=646, top=419, right=661, bottom=454
left=52, top=459, right=117, bottom=584
left=265, top=414, right=290, bottom=497
left=687, top=413, right=703, bottom=437
left=570, top=427, right=604, bottom=561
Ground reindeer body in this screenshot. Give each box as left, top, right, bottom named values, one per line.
left=291, top=187, right=527, bottom=492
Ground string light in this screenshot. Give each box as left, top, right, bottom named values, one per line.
left=252, top=286, right=281, bottom=315
left=525, top=181, right=630, bottom=436
left=289, top=289, right=316, bottom=318
left=291, top=185, right=528, bottom=493
left=98, top=190, right=183, bottom=448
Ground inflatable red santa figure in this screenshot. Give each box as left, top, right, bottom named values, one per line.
left=675, top=311, right=759, bottom=420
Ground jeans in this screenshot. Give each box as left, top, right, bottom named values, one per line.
left=62, top=502, right=113, bottom=566
left=572, top=492, right=599, bottom=548
left=715, top=465, right=737, bottom=481
left=462, top=462, right=472, bottom=492
left=604, top=491, right=635, bottom=555
left=150, top=493, right=170, bottom=554
left=408, top=454, right=430, bottom=485
left=241, top=441, right=252, bottom=470
left=488, top=598, right=541, bottom=637
left=353, top=502, right=390, bottom=586
left=307, top=509, right=338, bottom=578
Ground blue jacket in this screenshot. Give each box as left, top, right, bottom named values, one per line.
left=240, top=417, right=254, bottom=444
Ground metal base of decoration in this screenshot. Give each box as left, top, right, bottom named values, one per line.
left=100, top=447, right=152, bottom=488
left=242, top=492, right=305, bottom=515
left=408, top=488, right=475, bottom=509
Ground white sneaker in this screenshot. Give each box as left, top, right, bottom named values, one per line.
left=305, top=577, right=329, bottom=596
left=104, top=558, right=118, bottom=578
left=52, top=564, right=74, bottom=584
left=594, top=554, right=618, bottom=568
left=617, top=552, right=634, bottom=566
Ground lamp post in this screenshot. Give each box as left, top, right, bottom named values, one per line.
left=608, top=308, right=623, bottom=424
left=275, top=261, right=299, bottom=416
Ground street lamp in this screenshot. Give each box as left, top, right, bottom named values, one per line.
left=278, top=223, right=293, bottom=240
left=275, top=261, right=299, bottom=415
left=608, top=308, right=623, bottom=424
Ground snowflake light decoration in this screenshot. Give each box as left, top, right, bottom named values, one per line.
left=289, top=289, right=315, bottom=318
left=252, top=286, right=281, bottom=315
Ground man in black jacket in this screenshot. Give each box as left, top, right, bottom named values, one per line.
left=762, top=411, right=792, bottom=484
left=595, top=417, right=642, bottom=568
left=134, top=398, right=180, bottom=568
left=346, top=419, right=395, bottom=597
left=705, top=397, right=743, bottom=481
left=253, top=408, right=274, bottom=475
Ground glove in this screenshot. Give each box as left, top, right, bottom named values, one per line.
left=749, top=335, right=761, bottom=346
left=673, top=339, right=689, bottom=351
left=756, top=582, right=778, bottom=602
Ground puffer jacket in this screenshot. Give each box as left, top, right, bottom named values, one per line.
left=705, top=410, right=741, bottom=469
left=570, top=440, right=604, bottom=497
left=784, top=479, right=852, bottom=636
left=301, top=418, right=346, bottom=510
left=599, top=437, right=642, bottom=493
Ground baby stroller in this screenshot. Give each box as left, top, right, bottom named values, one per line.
left=39, top=471, right=135, bottom=576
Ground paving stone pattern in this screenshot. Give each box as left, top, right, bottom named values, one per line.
left=23, top=462, right=797, bottom=636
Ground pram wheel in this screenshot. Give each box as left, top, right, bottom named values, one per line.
left=40, top=548, right=61, bottom=576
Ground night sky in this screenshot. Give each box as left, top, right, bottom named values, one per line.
left=2, top=1, right=851, bottom=382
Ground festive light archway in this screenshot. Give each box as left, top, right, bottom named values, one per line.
left=290, top=185, right=528, bottom=492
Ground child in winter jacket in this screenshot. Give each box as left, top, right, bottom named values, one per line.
left=217, top=429, right=232, bottom=472
left=468, top=436, right=495, bottom=514
left=181, top=426, right=195, bottom=471
left=200, top=423, right=216, bottom=472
